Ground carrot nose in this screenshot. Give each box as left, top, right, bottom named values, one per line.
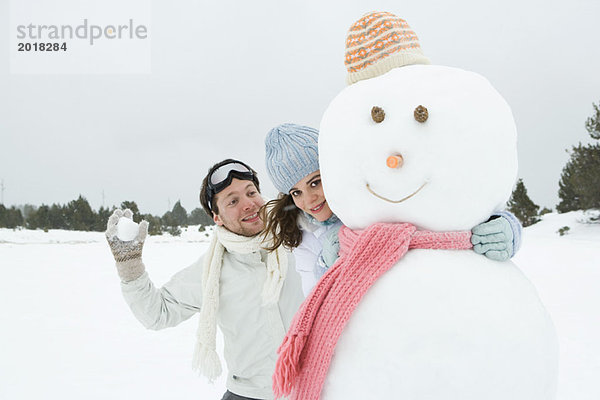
left=386, top=154, right=403, bottom=169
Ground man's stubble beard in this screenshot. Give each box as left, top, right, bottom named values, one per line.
left=222, top=221, right=265, bottom=238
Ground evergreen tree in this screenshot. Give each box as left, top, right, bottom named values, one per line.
left=161, top=210, right=176, bottom=228
left=27, top=204, right=51, bottom=230
left=1, top=204, right=9, bottom=227
left=585, top=101, right=600, bottom=140
left=557, top=101, right=600, bottom=212
left=557, top=158, right=581, bottom=212
left=507, top=179, right=540, bottom=227
left=189, top=207, right=215, bottom=227
left=48, top=203, right=67, bottom=229
left=170, top=200, right=188, bottom=227
left=65, top=195, right=96, bottom=231
left=0, top=205, right=24, bottom=228
left=557, top=143, right=600, bottom=212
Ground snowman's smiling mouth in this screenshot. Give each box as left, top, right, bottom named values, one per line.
left=365, top=181, right=428, bottom=203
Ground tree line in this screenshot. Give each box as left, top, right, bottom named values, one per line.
left=2, top=102, right=599, bottom=232
left=508, top=101, right=600, bottom=226
left=0, top=197, right=214, bottom=236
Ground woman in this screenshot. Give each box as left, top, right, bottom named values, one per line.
left=262, top=123, right=521, bottom=296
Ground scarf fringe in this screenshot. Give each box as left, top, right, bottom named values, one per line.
left=273, top=333, right=307, bottom=399
left=192, top=342, right=222, bottom=382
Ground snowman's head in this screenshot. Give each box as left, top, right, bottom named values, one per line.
left=319, top=65, right=517, bottom=231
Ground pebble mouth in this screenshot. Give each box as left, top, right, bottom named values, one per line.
left=365, top=181, right=428, bottom=203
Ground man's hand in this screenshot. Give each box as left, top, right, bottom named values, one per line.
left=471, top=216, right=513, bottom=261
left=105, top=209, right=149, bottom=282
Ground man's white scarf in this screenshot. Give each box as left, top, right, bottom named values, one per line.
left=192, top=225, right=287, bottom=381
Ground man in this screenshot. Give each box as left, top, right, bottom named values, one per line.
left=105, top=159, right=304, bottom=400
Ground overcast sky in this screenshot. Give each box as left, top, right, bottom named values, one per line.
left=1, top=0, right=599, bottom=216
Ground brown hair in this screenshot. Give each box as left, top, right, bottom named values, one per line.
left=199, top=159, right=260, bottom=216
left=260, top=193, right=302, bottom=251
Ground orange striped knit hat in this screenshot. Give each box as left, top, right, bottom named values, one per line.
left=345, top=11, right=430, bottom=85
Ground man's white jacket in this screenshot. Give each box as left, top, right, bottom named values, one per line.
left=121, top=247, right=304, bottom=399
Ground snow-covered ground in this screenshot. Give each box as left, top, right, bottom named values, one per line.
left=0, top=213, right=598, bottom=399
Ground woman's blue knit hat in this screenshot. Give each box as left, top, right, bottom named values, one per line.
left=265, top=123, right=320, bottom=194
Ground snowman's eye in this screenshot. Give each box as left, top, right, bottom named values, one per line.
left=414, top=105, right=428, bottom=123
left=371, top=106, right=385, bottom=123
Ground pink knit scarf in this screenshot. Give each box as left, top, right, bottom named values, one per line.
left=273, top=222, right=473, bottom=400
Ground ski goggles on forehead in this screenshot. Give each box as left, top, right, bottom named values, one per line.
left=206, top=160, right=255, bottom=211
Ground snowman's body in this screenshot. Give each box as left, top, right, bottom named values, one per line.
left=317, top=65, right=558, bottom=399
left=321, top=251, right=557, bottom=399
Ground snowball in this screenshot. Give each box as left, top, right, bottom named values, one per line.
left=319, top=65, right=518, bottom=231
left=117, top=217, right=139, bottom=241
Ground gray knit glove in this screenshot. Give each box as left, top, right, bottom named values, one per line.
left=105, top=209, right=149, bottom=282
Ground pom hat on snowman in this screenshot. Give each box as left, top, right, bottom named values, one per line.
left=344, top=10, right=430, bottom=85
left=272, top=11, right=555, bottom=400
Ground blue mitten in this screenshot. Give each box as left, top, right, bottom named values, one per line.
left=320, top=223, right=342, bottom=268
left=314, top=223, right=343, bottom=280
left=471, top=211, right=522, bottom=261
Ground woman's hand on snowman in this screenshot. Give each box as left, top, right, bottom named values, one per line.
left=471, top=211, right=522, bottom=261
left=315, top=224, right=343, bottom=280
left=320, top=224, right=342, bottom=267
left=105, top=208, right=149, bottom=282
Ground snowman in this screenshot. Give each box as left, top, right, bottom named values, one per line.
left=273, top=11, right=558, bottom=400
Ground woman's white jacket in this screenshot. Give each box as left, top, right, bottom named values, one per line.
left=292, top=214, right=342, bottom=297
